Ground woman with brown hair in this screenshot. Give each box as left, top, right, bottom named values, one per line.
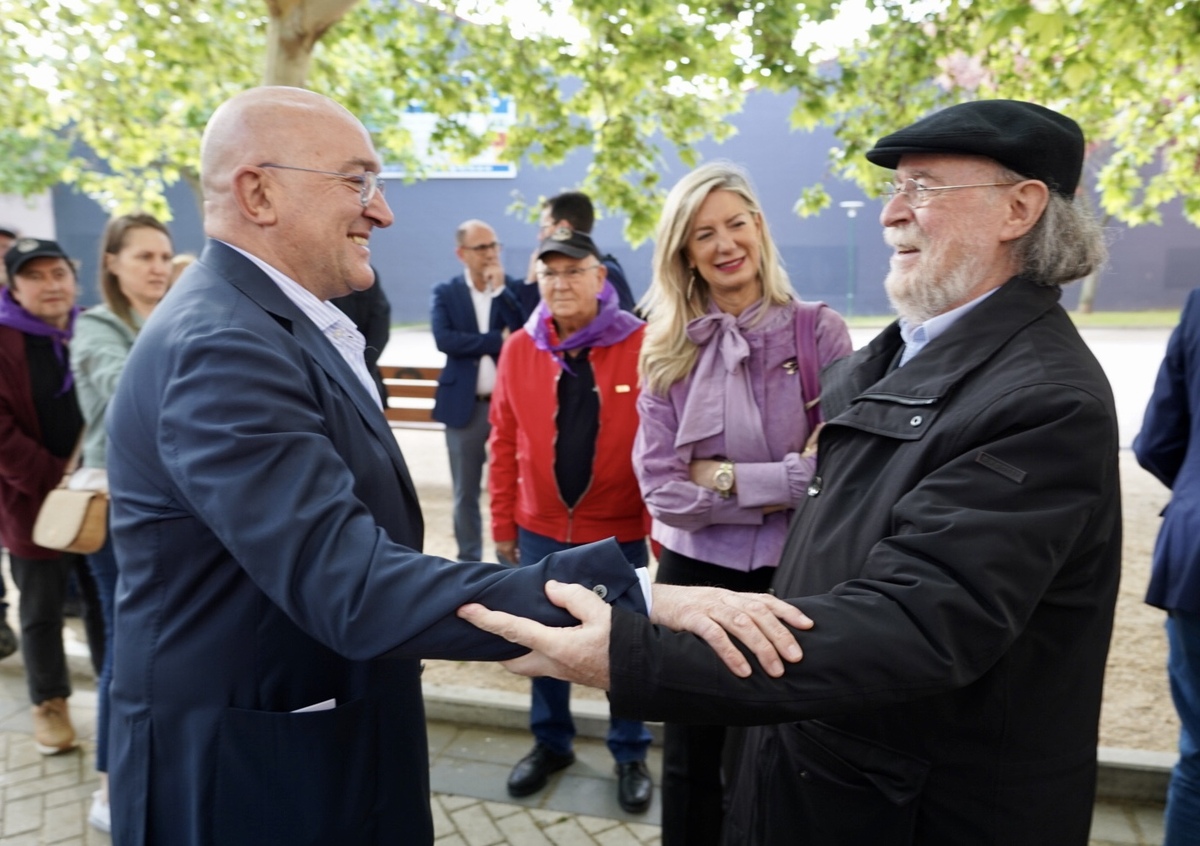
left=73, top=212, right=173, bottom=833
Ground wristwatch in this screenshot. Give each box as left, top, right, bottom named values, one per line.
left=713, top=461, right=735, bottom=498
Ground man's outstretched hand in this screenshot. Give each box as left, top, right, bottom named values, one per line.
left=457, top=580, right=812, bottom=690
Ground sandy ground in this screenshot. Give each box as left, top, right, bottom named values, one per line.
left=410, top=423, right=1179, bottom=754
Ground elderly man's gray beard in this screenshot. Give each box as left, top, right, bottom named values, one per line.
left=884, top=226, right=985, bottom=326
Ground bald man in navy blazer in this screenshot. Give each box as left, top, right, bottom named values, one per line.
left=103, top=87, right=649, bottom=846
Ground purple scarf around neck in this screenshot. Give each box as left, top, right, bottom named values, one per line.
left=0, top=287, right=79, bottom=396
left=673, top=298, right=779, bottom=460
left=526, top=279, right=644, bottom=373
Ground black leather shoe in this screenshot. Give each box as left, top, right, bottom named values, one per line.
left=506, top=744, right=575, bottom=797
left=616, top=760, right=653, bottom=813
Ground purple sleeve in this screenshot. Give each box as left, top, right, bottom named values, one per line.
left=634, top=388, right=764, bottom=530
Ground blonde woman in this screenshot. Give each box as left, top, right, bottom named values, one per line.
left=634, top=161, right=852, bottom=845
left=73, top=212, right=173, bottom=833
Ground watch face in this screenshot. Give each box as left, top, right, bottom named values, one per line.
left=714, top=466, right=734, bottom=492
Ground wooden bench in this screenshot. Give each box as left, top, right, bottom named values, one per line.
left=379, top=365, right=443, bottom=429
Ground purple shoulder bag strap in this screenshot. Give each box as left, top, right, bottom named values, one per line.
left=793, top=301, right=825, bottom=432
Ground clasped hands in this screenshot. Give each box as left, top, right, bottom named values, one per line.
left=457, top=581, right=812, bottom=691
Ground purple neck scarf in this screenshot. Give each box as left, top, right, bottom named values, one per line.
left=0, top=287, right=79, bottom=396
left=526, top=280, right=644, bottom=373
left=673, top=299, right=776, bottom=461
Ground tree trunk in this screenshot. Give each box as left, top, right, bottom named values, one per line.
left=1077, top=272, right=1096, bottom=314
left=262, top=0, right=360, bottom=87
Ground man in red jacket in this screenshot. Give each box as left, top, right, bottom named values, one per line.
left=488, top=228, right=654, bottom=814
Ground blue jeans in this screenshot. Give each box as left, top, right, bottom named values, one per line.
left=518, top=527, right=652, bottom=764
left=444, top=398, right=491, bottom=561
left=1166, top=610, right=1200, bottom=846
left=87, top=533, right=118, bottom=773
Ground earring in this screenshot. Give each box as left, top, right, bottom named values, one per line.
left=686, top=267, right=699, bottom=303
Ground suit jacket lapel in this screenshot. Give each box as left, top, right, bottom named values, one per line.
left=201, top=241, right=422, bottom=507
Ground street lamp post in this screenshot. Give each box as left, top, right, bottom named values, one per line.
left=838, top=200, right=865, bottom=318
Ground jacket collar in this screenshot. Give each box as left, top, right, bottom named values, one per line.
left=199, top=240, right=418, bottom=504
left=824, top=278, right=1063, bottom=418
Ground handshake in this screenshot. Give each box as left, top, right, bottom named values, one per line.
left=458, top=580, right=812, bottom=690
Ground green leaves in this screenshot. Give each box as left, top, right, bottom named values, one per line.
left=3, top=0, right=1200, bottom=238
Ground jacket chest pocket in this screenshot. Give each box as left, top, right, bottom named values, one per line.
left=837, top=393, right=942, bottom=442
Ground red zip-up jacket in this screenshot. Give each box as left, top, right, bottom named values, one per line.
left=488, top=325, right=646, bottom=545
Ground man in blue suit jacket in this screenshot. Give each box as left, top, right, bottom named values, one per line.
left=103, top=87, right=654, bottom=846
left=430, top=221, right=526, bottom=561
left=1135, top=288, right=1200, bottom=844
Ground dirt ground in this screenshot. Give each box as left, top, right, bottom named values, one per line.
left=420, top=449, right=1180, bottom=755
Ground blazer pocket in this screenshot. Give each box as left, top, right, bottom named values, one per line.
left=213, top=698, right=376, bottom=846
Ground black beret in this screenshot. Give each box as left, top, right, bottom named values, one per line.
left=866, top=99, right=1084, bottom=198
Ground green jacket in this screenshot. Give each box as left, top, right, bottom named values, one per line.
left=73, top=304, right=142, bottom=469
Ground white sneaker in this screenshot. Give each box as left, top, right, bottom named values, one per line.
left=88, top=789, right=111, bottom=833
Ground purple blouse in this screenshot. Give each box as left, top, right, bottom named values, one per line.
left=633, top=299, right=852, bottom=572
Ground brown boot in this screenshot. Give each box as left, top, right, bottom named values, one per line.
left=32, top=698, right=77, bottom=755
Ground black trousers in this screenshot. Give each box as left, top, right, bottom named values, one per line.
left=654, top=547, right=775, bottom=846
left=9, top=552, right=104, bottom=705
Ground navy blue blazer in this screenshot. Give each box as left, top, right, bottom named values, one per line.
left=105, top=241, right=644, bottom=846
left=1136, top=287, right=1200, bottom=615
left=430, top=274, right=526, bottom=428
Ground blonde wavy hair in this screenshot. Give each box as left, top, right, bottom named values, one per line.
left=638, top=161, right=795, bottom=395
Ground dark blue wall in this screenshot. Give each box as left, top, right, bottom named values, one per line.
left=53, top=89, right=1200, bottom=320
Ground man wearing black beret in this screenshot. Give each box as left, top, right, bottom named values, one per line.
left=460, top=99, right=1119, bottom=846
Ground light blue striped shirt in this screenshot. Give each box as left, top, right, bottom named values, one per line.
left=220, top=242, right=382, bottom=409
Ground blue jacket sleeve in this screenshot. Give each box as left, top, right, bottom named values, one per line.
left=430, top=280, right=504, bottom=359
left=1134, top=290, right=1198, bottom=489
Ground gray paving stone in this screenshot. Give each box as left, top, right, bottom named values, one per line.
left=495, top=810, right=554, bottom=846
left=427, top=720, right=458, bottom=757
left=40, top=794, right=83, bottom=843
left=439, top=793, right=481, bottom=812
left=595, top=826, right=645, bottom=846
left=1091, top=801, right=1140, bottom=845
left=0, top=764, right=45, bottom=790
left=8, top=771, right=82, bottom=802
left=624, top=821, right=661, bottom=844
left=42, top=782, right=94, bottom=811
left=431, top=758, right=529, bottom=808
left=2, top=795, right=41, bottom=838
left=448, top=802, right=503, bottom=846
left=1132, top=802, right=1165, bottom=844
left=540, top=816, right=595, bottom=846
left=443, top=725, right=535, bottom=767
left=577, top=814, right=620, bottom=834
left=482, top=800, right=523, bottom=820
left=431, top=794, right=454, bottom=838
left=0, top=832, right=42, bottom=846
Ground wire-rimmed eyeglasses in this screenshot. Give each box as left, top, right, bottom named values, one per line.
left=257, top=163, right=385, bottom=207
left=880, top=178, right=1018, bottom=208
left=462, top=241, right=502, bottom=254
left=536, top=264, right=602, bottom=283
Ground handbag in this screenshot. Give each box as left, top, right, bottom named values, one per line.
left=32, top=487, right=108, bottom=554
left=31, top=435, right=108, bottom=555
